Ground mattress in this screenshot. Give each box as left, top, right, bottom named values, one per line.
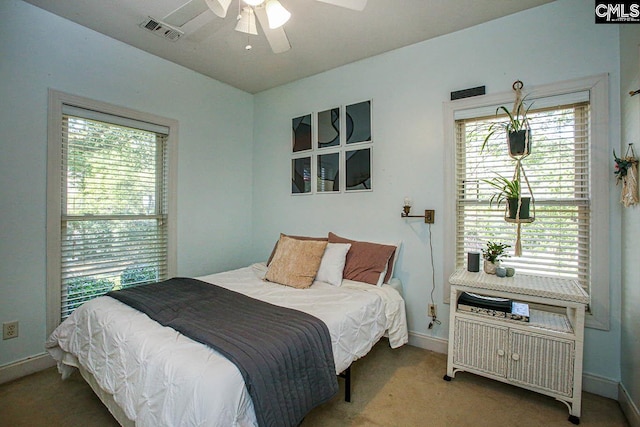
left=46, top=263, right=409, bottom=427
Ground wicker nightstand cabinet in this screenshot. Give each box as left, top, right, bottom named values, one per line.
left=445, top=269, right=589, bottom=425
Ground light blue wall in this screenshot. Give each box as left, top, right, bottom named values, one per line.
left=0, top=0, right=254, bottom=366
left=0, top=0, right=627, bottom=389
left=252, top=0, right=623, bottom=382
left=619, top=25, right=640, bottom=415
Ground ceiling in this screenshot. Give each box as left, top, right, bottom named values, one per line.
left=23, top=0, right=553, bottom=94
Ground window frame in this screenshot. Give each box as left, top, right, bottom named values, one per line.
left=46, top=89, right=178, bottom=334
left=443, top=74, right=610, bottom=330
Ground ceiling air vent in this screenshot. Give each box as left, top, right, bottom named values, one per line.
left=140, top=17, right=184, bottom=41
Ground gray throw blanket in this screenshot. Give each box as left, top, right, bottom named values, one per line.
left=107, top=277, right=338, bottom=427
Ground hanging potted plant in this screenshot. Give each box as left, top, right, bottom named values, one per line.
left=481, top=241, right=511, bottom=274
left=481, top=96, right=533, bottom=157
left=483, top=174, right=531, bottom=220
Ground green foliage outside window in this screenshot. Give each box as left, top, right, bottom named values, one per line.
left=63, top=277, right=114, bottom=318
left=121, top=265, right=159, bottom=288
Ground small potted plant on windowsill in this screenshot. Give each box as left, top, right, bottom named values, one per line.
left=481, top=97, right=533, bottom=157
left=483, top=174, right=531, bottom=220
left=481, top=241, right=511, bottom=274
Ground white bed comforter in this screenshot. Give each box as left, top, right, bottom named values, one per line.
left=46, top=264, right=408, bottom=427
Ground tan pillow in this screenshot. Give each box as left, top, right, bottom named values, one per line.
left=266, top=234, right=328, bottom=266
left=328, top=232, right=397, bottom=286
left=265, top=235, right=328, bottom=289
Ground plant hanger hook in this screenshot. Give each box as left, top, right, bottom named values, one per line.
left=511, top=80, right=524, bottom=119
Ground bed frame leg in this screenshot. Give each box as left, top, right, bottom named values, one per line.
left=339, top=366, right=351, bottom=402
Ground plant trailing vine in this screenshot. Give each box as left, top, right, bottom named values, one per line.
left=482, top=173, right=521, bottom=208
left=481, top=95, right=533, bottom=154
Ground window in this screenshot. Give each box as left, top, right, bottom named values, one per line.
left=47, top=91, right=177, bottom=331
left=457, top=100, right=589, bottom=279
left=443, top=75, right=610, bottom=330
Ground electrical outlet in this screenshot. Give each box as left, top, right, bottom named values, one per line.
left=3, top=321, right=18, bottom=340
left=428, top=304, right=437, bottom=318
left=425, top=210, right=435, bottom=224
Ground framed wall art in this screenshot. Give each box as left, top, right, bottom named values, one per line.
left=291, top=156, right=311, bottom=194
left=317, top=107, right=340, bottom=149
left=317, top=152, right=340, bottom=193
left=292, top=114, right=312, bottom=153
left=291, top=100, right=372, bottom=195
left=346, top=100, right=371, bottom=145
left=345, top=148, right=371, bottom=191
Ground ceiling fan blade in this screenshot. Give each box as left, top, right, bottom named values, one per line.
left=163, top=0, right=209, bottom=27
left=255, top=6, right=291, bottom=53
left=315, top=0, right=367, bottom=11
left=205, top=0, right=233, bottom=18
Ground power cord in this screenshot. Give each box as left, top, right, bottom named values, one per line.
left=427, top=223, right=441, bottom=329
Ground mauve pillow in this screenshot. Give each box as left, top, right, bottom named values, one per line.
left=265, top=235, right=328, bottom=289
left=328, top=232, right=397, bottom=286
left=266, top=234, right=328, bottom=266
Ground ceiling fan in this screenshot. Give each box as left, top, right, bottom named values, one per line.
left=145, top=0, right=368, bottom=53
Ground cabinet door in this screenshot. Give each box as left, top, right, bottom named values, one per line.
left=453, top=317, right=508, bottom=377
left=508, top=330, right=575, bottom=397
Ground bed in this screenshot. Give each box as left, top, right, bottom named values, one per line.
left=46, top=234, right=409, bottom=427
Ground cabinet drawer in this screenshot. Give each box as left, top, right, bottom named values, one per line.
left=508, top=330, right=575, bottom=397
left=453, top=317, right=508, bottom=377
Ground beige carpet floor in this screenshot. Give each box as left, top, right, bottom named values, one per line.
left=0, top=342, right=629, bottom=427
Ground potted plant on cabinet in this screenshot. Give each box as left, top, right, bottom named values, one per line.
left=481, top=241, right=511, bottom=274
left=481, top=97, right=533, bottom=157
left=483, top=174, right=531, bottom=220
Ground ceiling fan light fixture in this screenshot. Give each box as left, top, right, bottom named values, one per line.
left=235, top=7, right=258, bottom=35
left=204, top=0, right=233, bottom=18
left=243, top=0, right=265, bottom=6
left=265, top=0, right=291, bottom=29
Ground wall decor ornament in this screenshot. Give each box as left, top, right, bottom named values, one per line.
left=291, top=156, right=311, bottom=194
left=291, top=100, right=372, bottom=194
left=613, top=144, right=639, bottom=207
left=317, top=152, right=340, bottom=192
left=292, top=114, right=312, bottom=152
left=317, top=107, right=340, bottom=149
left=346, top=101, right=371, bottom=144
left=345, top=148, right=371, bottom=190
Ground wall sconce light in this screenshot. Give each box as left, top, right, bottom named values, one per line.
left=401, top=197, right=435, bottom=224
left=402, top=197, right=412, bottom=216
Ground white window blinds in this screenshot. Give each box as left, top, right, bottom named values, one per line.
left=455, top=101, right=591, bottom=291
left=59, top=107, right=169, bottom=319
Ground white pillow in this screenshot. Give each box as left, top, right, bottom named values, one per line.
left=384, top=241, right=402, bottom=284
left=315, top=243, right=352, bottom=286
left=376, top=266, right=388, bottom=287
left=376, top=241, right=402, bottom=286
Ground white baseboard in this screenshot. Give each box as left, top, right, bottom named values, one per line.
left=408, top=331, right=448, bottom=354
left=0, top=353, right=56, bottom=385
left=582, top=372, right=619, bottom=399
left=619, top=382, right=640, bottom=427
left=408, top=332, right=620, bottom=400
